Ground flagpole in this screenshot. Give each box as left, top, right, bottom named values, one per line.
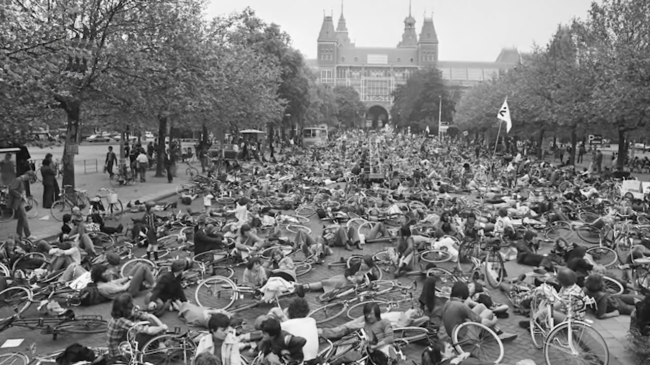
left=494, top=120, right=503, bottom=155
left=437, top=95, right=442, bottom=140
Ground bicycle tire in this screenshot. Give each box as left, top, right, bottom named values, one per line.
left=357, top=221, right=378, bottom=239
left=157, top=234, right=182, bottom=249
left=577, top=211, right=599, bottom=224
left=186, top=166, right=199, bottom=178
left=452, top=322, right=504, bottom=364
left=543, top=321, right=609, bottom=365
left=602, top=275, right=624, bottom=295
left=89, top=232, right=115, bottom=250
left=12, top=252, right=47, bottom=273
left=585, top=247, right=617, bottom=268
left=211, top=266, right=235, bottom=280
left=25, top=196, right=38, bottom=219
left=425, top=267, right=459, bottom=290
left=120, top=258, right=156, bottom=278
left=106, top=200, right=124, bottom=217
left=456, top=242, right=480, bottom=278
left=55, top=318, right=108, bottom=335
left=194, top=250, right=230, bottom=264
left=0, top=353, right=29, bottom=365
left=484, top=250, right=505, bottom=289
left=420, top=249, right=453, bottom=264
left=308, top=302, right=346, bottom=324
left=0, top=203, right=14, bottom=223
left=544, top=221, right=573, bottom=240
left=529, top=295, right=554, bottom=349
left=295, top=262, right=312, bottom=277
left=141, top=332, right=197, bottom=365
left=50, top=200, right=71, bottom=221
left=346, top=300, right=390, bottom=320
left=574, top=225, right=600, bottom=244
left=286, top=224, right=311, bottom=235
left=0, top=286, right=32, bottom=321
left=295, top=205, right=316, bottom=218
left=194, top=276, right=237, bottom=310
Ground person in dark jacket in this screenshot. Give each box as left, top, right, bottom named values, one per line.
left=146, top=259, right=188, bottom=314
left=164, top=149, right=173, bottom=183
left=194, top=225, right=224, bottom=256
left=260, top=317, right=306, bottom=364
left=43, top=153, right=60, bottom=200
left=41, top=159, right=57, bottom=209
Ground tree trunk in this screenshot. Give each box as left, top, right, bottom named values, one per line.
left=202, top=123, right=209, bottom=144
left=155, top=116, right=167, bottom=177
left=537, top=128, right=545, bottom=159
left=61, top=98, right=81, bottom=192
left=617, top=129, right=626, bottom=170
left=570, top=126, right=577, bottom=165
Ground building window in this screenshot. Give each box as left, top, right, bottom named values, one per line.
left=397, top=58, right=401, bottom=62
left=410, top=58, right=414, bottom=63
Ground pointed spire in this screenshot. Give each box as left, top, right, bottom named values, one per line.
left=337, top=0, right=348, bottom=32
left=409, top=0, right=412, bottom=17
left=318, top=13, right=337, bottom=42
left=419, top=13, right=438, bottom=44
left=399, top=0, right=417, bottom=47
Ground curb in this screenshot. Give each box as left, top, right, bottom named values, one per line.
left=37, top=190, right=180, bottom=243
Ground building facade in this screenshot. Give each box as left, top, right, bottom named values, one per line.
left=307, top=5, right=521, bottom=127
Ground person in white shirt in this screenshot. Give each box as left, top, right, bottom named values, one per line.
left=136, top=150, right=149, bottom=182
left=263, top=298, right=319, bottom=363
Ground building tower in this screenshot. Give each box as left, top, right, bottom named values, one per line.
left=336, top=1, right=352, bottom=47
left=317, top=13, right=337, bottom=67
left=418, top=12, right=439, bottom=65
left=398, top=0, right=418, bottom=47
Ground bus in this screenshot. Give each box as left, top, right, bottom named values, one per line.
left=303, top=125, right=328, bottom=147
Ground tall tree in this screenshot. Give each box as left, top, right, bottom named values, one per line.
left=333, top=86, right=365, bottom=128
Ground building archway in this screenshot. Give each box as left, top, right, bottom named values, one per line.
left=367, top=105, right=389, bottom=129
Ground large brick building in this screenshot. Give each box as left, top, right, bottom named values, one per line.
left=306, top=4, right=521, bottom=127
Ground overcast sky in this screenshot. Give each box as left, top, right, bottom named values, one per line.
left=205, top=0, right=595, bottom=62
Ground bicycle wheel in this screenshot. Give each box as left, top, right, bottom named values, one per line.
left=392, top=327, right=431, bottom=343
left=24, top=196, right=38, bottom=218
left=89, top=232, right=115, bottom=250
left=107, top=200, right=124, bottom=217
left=295, top=262, right=312, bottom=277
left=544, top=322, right=609, bottom=365
left=484, top=250, right=505, bottom=289
left=585, top=247, right=617, bottom=268
left=142, top=333, right=197, bottom=365
left=456, top=242, right=480, bottom=278
left=346, top=300, right=390, bottom=320
left=295, top=205, right=316, bottom=218
left=50, top=200, right=71, bottom=221
left=120, top=258, right=156, bottom=278
left=602, top=276, right=624, bottom=295
left=577, top=211, right=599, bottom=224
left=426, top=267, right=459, bottom=294
left=308, top=302, right=346, bottom=324
left=195, top=276, right=237, bottom=310
left=420, top=249, right=453, bottom=264
left=0, top=203, right=14, bottom=223
left=12, top=252, right=47, bottom=273
left=157, top=234, right=182, bottom=250
left=55, top=317, right=108, bottom=335
left=529, top=297, right=554, bottom=349
left=0, top=353, right=29, bottom=365
left=194, top=250, right=230, bottom=265
left=452, top=322, right=504, bottom=364
left=287, top=224, right=311, bottom=235
left=574, top=225, right=600, bottom=244
left=0, top=287, right=32, bottom=321
left=545, top=221, right=573, bottom=240
left=185, top=166, right=199, bottom=178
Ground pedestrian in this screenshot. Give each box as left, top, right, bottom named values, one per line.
left=578, top=144, right=585, bottom=163
left=41, top=159, right=57, bottom=209
left=43, top=153, right=60, bottom=204
left=8, top=171, right=36, bottom=239
left=15, top=145, right=32, bottom=197
left=559, top=146, right=564, bottom=164
left=143, top=201, right=158, bottom=261
left=164, top=149, right=173, bottom=183
left=0, top=153, right=16, bottom=186
left=136, top=149, right=148, bottom=182
left=596, top=150, right=603, bottom=173
left=105, top=146, right=117, bottom=178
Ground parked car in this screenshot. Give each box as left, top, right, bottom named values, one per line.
left=86, top=134, right=112, bottom=143
left=112, top=134, right=137, bottom=143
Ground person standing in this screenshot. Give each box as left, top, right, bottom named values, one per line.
left=8, top=171, right=36, bottom=239
left=164, top=149, right=173, bottom=183
left=41, top=159, right=57, bottom=209
left=105, top=146, right=117, bottom=178
left=596, top=150, right=603, bottom=173
left=136, top=149, right=148, bottom=182
left=578, top=144, right=586, bottom=163
left=0, top=153, right=16, bottom=186
left=43, top=153, right=60, bottom=205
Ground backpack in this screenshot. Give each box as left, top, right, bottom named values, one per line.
left=316, top=208, right=327, bottom=219
left=79, top=283, right=110, bottom=306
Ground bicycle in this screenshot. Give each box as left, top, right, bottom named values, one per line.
left=0, top=186, right=38, bottom=222
left=455, top=235, right=507, bottom=289
left=50, top=185, right=90, bottom=221
left=94, top=187, right=124, bottom=219
left=0, top=308, right=107, bottom=340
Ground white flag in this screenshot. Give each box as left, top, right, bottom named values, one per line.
left=426, top=126, right=430, bottom=134
left=497, top=98, right=512, bottom=133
